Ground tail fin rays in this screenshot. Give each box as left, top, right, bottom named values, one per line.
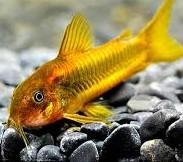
left=138, top=0, right=183, bottom=62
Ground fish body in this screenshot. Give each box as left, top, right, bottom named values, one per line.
left=8, top=0, right=183, bottom=131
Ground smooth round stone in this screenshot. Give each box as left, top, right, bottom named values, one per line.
left=127, top=95, right=161, bottom=113
left=0, top=63, right=24, bottom=86
left=19, top=132, right=54, bottom=161
left=0, top=49, right=18, bottom=64
left=1, top=128, right=25, bottom=161
left=109, top=113, right=137, bottom=124
left=166, top=118, right=183, bottom=148
left=0, top=83, right=14, bottom=108
left=152, top=100, right=175, bottom=112
left=140, top=109, right=180, bottom=142
left=60, top=132, right=87, bottom=155
left=80, top=123, right=109, bottom=140
left=37, top=145, right=67, bottom=162
left=20, top=145, right=38, bottom=162
left=19, top=47, right=57, bottom=69
left=137, top=82, right=180, bottom=103
left=105, top=83, right=135, bottom=106
left=140, top=139, right=175, bottom=162
left=100, top=124, right=141, bottom=161
left=139, top=64, right=166, bottom=84
left=133, top=112, right=153, bottom=124
left=0, top=108, right=9, bottom=122
left=69, top=140, right=99, bottom=162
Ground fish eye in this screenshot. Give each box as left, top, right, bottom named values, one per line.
left=33, top=91, right=44, bottom=103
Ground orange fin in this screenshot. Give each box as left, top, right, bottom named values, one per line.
left=58, top=14, right=94, bottom=56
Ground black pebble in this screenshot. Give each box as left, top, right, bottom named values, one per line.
left=37, top=145, right=67, bottom=162
left=19, top=133, right=54, bottom=161
left=31, top=133, right=54, bottom=149
left=93, top=140, right=104, bottom=153
left=60, top=132, right=87, bottom=155
left=109, top=113, right=137, bottom=124
left=20, top=145, right=38, bottom=162
left=166, top=117, right=183, bottom=148
left=100, top=124, right=141, bottom=162
left=109, top=122, right=120, bottom=134
left=140, top=139, right=175, bottom=162
left=105, top=83, right=135, bottom=106
left=175, top=148, right=183, bottom=161
left=80, top=123, right=109, bottom=140
left=140, top=109, right=180, bottom=142
left=69, top=140, right=99, bottom=162
left=1, top=128, right=25, bottom=161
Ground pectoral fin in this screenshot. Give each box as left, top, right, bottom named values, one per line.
left=83, top=103, right=113, bottom=120
left=63, top=113, right=106, bottom=124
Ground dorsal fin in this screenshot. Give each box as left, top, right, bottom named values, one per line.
left=116, top=28, right=132, bottom=40
left=58, top=14, right=94, bottom=57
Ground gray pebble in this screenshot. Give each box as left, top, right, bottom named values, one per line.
left=0, top=63, right=24, bottom=86
left=60, top=132, right=87, bottom=155
left=69, top=140, right=99, bottom=162
left=37, top=145, right=67, bottom=162
left=162, top=76, right=182, bottom=89
left=109, top=113, right=137, bottom=124
left=127, top=95, right=161, bottom=112
left=0, top=108, right=8, bottom=122
left=152, top=100, right=176, bottom=112
left=140, top=139, right=175, bottom=162
left=0, top=83, right=14, bottom=108
left=0, top=49, right=18, bottom=64
left=133, top=112, right=153, bottom=124
left=19, top=47, right=56, bottom=69
left=136, top=82, right=180, bottom=103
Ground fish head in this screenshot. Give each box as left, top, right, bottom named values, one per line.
left=8, top=67, right=65, bottom=129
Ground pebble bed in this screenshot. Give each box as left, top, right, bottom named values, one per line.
left=1, top=48, right=183, bottom=162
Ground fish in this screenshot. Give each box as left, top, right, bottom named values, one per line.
left=7, top=0, right=183, bottom=145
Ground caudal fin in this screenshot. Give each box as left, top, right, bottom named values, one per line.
left=138, top=0, right=183, bottom=62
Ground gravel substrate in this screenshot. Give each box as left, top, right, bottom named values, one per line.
left=1, top=49, right=183, bottom=162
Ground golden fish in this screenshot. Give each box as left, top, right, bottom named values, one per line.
left=7, top=0, right=183, bottom=145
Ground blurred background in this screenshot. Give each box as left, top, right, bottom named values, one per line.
left=0, top=0, right=183, bottom=52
